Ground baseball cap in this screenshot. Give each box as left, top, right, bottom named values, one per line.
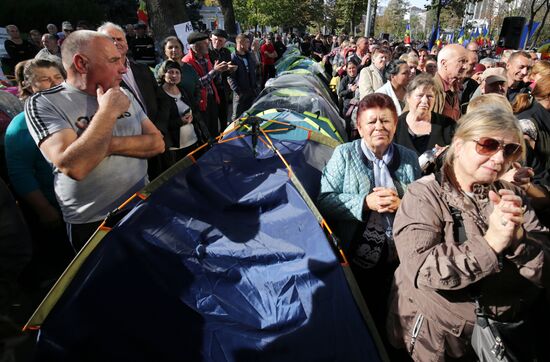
left=481, top=67, right=507, bottom=84
left=62, top=21, right=73, bottom=31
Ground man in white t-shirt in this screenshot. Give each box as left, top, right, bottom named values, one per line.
left=25, top=30, right=164, bottom=251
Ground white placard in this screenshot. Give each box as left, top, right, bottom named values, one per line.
left=0, top=28, right=8, bottom=58
left=174, top=21, right=193, bottom=55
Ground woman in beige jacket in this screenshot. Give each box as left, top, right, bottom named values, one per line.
left=387, top=107, right=549, bottom=361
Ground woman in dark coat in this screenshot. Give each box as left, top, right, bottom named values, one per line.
left=394, top=73, right=455, bottom=159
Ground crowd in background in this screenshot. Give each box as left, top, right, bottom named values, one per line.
left=0, top=19, right=549, bottom=361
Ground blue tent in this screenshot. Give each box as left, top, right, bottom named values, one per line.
left=25, top=46, right=387, bottom=360
left=26, top=118, right=387, bottom=361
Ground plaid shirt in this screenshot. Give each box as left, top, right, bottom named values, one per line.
left=196, top=57, right=218, bottom=96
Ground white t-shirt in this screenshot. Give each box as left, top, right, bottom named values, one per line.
left=165, top=90, right=197, bottom=149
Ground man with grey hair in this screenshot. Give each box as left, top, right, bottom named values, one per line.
left=432, top=44, right=468, bottom=121
left=25, top=30, right=164, bottom=251
left=46, top=23, right=58, bottom=37
left=479, top=57, right=496, bottom=68
left=183, top=31, right=229, bottom=137
left=35, top=33, right=62, bottom=62
left=97, top=22, right=159, bottom=124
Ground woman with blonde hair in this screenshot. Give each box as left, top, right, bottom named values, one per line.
left=528, top=60, right=550, bottom=83
left=387, top=107, right=549, bottom=361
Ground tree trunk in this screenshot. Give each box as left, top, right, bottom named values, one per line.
left=218, top=0, right=238, bottom=38
left=145, top=0, right=190, bottom=45
left=530, top=0, right=549, bottom=47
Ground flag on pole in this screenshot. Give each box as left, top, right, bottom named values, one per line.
left=137, top=0, right=148, bottom=24
left=429, top=25, right=440, bottom=49
left=404, top=23, right=411, bottom=44
left=213, top=15, right=219, bottom=29
left=457, top=27, right=465, bottom=45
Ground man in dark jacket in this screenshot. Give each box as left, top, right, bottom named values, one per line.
left=209, top=29, right=232, bottom=129
left=130, top=23, right=156, bottom=67
left=98, top=22, right=160, bottom=123
left=228, top=34, right=257, bottom=119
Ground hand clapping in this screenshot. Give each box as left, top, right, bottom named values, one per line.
left=485, top=189, right=525, bottom=254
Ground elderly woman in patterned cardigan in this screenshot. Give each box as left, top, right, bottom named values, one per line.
left=318, top=93, right=421, bottom=334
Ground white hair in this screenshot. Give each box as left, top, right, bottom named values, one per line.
left=97, top=22, right=125, bottom=35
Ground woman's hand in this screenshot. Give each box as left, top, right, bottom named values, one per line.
left=484, top=189, right=525, bottom=254
left=181, top=112, right=193, bottom=125
left=365, top=187, right=401, bottom=213
left=511, top=162, right=534, bottom=191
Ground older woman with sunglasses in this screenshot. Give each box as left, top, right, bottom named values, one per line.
left=387, top=108, right=549, bottom=361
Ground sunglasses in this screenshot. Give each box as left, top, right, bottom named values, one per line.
left=472, top=137, right=521, bottom=159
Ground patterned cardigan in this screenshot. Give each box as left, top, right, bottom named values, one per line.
left=318, top=140, right=421, bottom=252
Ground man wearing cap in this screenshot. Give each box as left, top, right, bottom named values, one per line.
left=58, top=21, right=73, bottom=47
left=130, top=23, right=156, bottom=67
left=209, top=29, right=232, bottom=129
left=25, top=30, right=164, bottom=251
left=183, top=31, right=229, bottom=137
left=469, top=67, right=509, bottom=101
left=260, top=34, right=277, bottom=88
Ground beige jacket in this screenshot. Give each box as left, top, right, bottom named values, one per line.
left=358, top=64, right=384, bottom=100
left=387, top=172, right=548, bottom=361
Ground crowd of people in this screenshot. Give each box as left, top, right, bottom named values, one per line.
left=1, top=20, right=550, bottom=361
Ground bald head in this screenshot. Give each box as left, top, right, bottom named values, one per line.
left=466, top=42, right=479, bottom=52
left=437, top=44, right=468, bottom=82
left=61, top=30, right=113, bottom=71
left=465, top=50, right=478, bottom=77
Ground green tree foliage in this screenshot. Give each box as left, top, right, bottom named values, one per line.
left=334, top=0, right=368, bottom=34
left=375, top=0, right=409, bottom=40
left=234, top=0, right=324, bottom=29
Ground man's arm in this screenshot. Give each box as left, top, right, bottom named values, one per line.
left=108, top=118, right=164, bottom=158
left=38, top=86, right=130, bottom=181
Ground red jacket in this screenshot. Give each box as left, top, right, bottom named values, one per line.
left=182, top=51, right=220, bottom=112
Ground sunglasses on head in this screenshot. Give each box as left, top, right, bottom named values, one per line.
left=472, top=137, right=521, bottom=159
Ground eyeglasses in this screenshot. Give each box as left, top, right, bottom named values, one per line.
left=472, top=137, right=521, bottom=159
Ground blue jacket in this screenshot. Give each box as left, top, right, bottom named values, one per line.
left=318, top=140, right=421, bottom=251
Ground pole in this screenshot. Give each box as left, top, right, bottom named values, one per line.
left=365, top=0, right=372, bottom=37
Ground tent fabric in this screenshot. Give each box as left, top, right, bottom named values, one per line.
left=248, top=88, right=347, bottom=142
left=252, top=108, right=343, bottom=144
left=265, top=72, right=337, bottom=108
left=33, top=136, right=383, bottom=361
